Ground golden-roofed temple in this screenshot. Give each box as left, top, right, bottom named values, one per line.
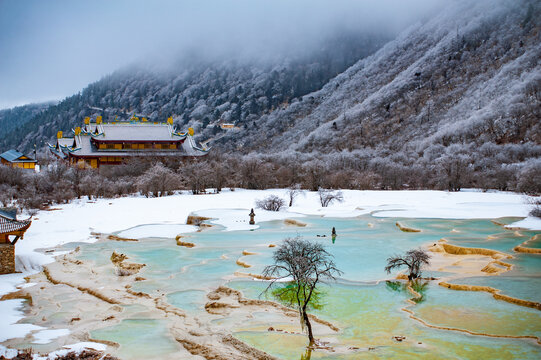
left=49, top=116, right=209, bottom=169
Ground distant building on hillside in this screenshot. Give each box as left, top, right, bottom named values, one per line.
left=0, top=149, right=37, bottom=170
left=49, top=116, right=209, bottom=169
left=220, top=123, right=235, bottom=129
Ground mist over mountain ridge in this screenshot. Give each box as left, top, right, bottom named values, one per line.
left=1, top=30, right=389, bottom=151
left=213, top=0, right=540, bottom=178
left=1, top=0, right=539, bottom=192
left=1, top=0, right=445, bottom=109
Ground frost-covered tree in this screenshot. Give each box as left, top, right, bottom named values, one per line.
left=262, top=237, right=342, bottom=345
left=137, top=162, right=178, bottom=197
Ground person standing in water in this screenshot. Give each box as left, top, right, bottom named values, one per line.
left=332, top=227, right=337, bottom=243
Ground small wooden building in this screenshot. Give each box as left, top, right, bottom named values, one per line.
left=49, top=117, right=209, bottom=169
left=220, top=123, right=236, bottom=129
left=0, top=208, right=32, bottom=274
left=0, top=149, right=37, bottom=170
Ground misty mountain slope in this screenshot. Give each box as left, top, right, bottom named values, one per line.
left=2, top=33, right=388, bottom=153
left=0, top=102, right=53, bottom=139
left=219, top=0, right=540, bottom=161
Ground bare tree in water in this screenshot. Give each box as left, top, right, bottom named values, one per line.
left=262, top=237, right=342, bottom=345
left=385, top=248, right=431, bottom=281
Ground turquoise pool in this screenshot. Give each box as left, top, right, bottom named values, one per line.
left=69, top=212, right=541, bottom=359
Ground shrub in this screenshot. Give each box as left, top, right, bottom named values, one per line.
left=318, top=188, right=343, bottom=207
left=256, top=195, right=285, bottom=211
left=529, top=199, right=541, bottom=218
left=0, top=165, right=26, bottom=187
left=0, top=184, right=16, bottom=207
left=530, top=207, right=541, bottom=218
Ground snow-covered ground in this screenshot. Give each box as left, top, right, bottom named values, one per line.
left=6, top=188, right=541, bottom=288
left=1, top=188, right=540, bottom=357
left=0, top=341, right=107, bottom=360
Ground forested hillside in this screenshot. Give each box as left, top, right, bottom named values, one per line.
left=219, top=0, right=540, bottom=155
left=1, top=32, right=388, bottom=152
left=210, top=0, right=540, bottom=190
left=1, top=0, right=539, bottom=194
left=0, top=102, right=53, bottom=148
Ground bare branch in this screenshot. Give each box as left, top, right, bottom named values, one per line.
left=261, top=236, right=342, bottom=344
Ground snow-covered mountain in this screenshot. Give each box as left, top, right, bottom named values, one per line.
left=219, top=0, right=540, bottom=158
left=2, top=0, right=540, bottom=182
left=1, top=31, right=387, bottom=152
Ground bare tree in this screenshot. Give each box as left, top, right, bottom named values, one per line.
left=318, top=188, right=343, bottom=207
left=66, top=166, right=85, bottom=199
left=302, top=161, right=326, bottom=191
left=136, top=162, right=179, bottom=197
left=79, top=172, right=101, bottom=200
left=240, top=157, right=264, bottom=189
left=385, top=248, right=431, bottom=281
left=262, top=237, right=342, bottom=345
left=287, top=184, right=302, bottom=207
left=180, top=163, right=208, bottom=195
left=0, top=184, right=16, bottom=207
left=256, top=195, right=285, bottom=211
left=209, top=161, right=227, bottom=193
left=517, top=160, right=541, bottom=195
left=435, top=154, right=472, bottom=192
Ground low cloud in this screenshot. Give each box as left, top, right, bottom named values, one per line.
left=0, top=0, right=445, bottom=109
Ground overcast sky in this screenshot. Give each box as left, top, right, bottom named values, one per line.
left=0, top=0, right=445, bottom=110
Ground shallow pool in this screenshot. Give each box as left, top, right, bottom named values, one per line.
left=60, top=213, right=541, bottom=358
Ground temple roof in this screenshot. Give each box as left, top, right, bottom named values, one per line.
left=86, top=123, right=187, bottom=142
left=0, top=217, right=31, bottom=234
left=50, top=122, right=209, bottom=158
left=0, top=208, right=31, bottom=235
left=0, top=208, right=17, bottom=221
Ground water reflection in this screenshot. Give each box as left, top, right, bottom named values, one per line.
left=385, top=279, right=429, bottom=303
left=301, top=348, right=312, bottom=360
left=270, top=282, right=325, bottom=311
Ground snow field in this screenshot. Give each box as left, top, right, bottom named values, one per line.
left=0, top=188, right=539, bottom=355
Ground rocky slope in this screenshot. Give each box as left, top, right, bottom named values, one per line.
left=218, top=0, right=540, bottom=161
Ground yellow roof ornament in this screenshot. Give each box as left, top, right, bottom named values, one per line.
left=96, top=116, right=102, bottom=124
left=188, top=127, right=194, bottom=136
left=74, top=127, right=81, bottom=136
left=57, top=131, right=63, bottom=139
left=142, top=117, right=148, bottom=122
left=167, top=116, right=174, bottom=125
left=84, top=117, right=90, bottom=125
